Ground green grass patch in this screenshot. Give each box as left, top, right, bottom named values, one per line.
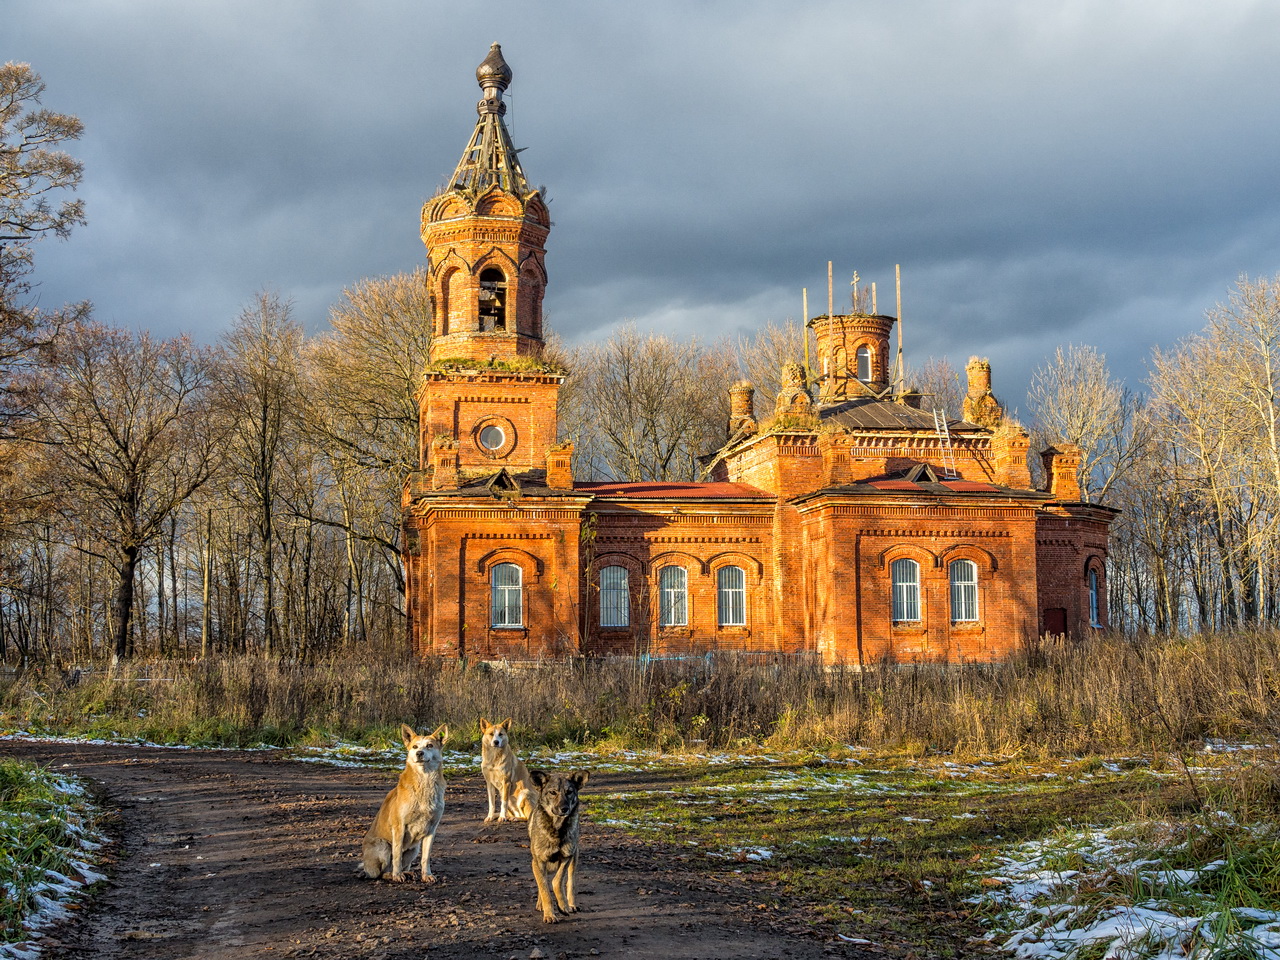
left=0, top=757, right=107, bottom=947
left=588, top=752, right=1207, bottom=957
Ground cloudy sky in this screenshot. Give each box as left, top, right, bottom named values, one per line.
left=10, top=1, right=1280, bottom=411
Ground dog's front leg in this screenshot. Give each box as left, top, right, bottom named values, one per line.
left=532, top=861, right=559, bottom=923
left=497, top=782, right=513, bottom=822
left=419, top=831, right=437, bottom=883
left=551, top=858, right=574, bottom=915
left=563, top=854, right=578, bottom=913
left=389, top=824, right=406, bottom=882
left=484, top=781, right=499, bottom=822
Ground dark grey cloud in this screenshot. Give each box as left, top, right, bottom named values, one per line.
left=11, top=0, right=1280, bottom=408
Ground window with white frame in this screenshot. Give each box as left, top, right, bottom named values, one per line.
left=949, top=559, right=979, bottom=622
left=891, top=558, right=920, bottom=622
left=717, top=565, right=746, bottom=627
left=856, top=344, right=873, bottom=382
left=659, top=565, right=688, bottom=627
left=490, top=562, right=522, bottom=627
left=1088, top=568, right=1101, bottom=627
left=599, top=565, right=630, bottom=628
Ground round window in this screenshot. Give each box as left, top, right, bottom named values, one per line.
left=479, top=424, right=506, bottom=451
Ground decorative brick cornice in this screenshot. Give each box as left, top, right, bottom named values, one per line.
left=597, top=534, right=764, bottom=545
left=864, top=528, right=1012, bottom=539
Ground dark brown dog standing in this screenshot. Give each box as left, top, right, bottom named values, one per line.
left=527, top=769, right=589, bottom=923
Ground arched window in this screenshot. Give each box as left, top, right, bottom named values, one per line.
left=949, top=559, right=979, bottom=622
left=490, top=562, right=522, bottom=627
left=856, top=345, right=873, bottom=383
left=659, top=566, right=688, bottom=627
left=1088, top=568, right=1101, bottom=627
left=478, top=267, right=507, bottom=331
left=599, top=565, right=630, bottom=628
left=891, top=558, right=920, bottom=622
left=717, top=566, right=746, bottom=627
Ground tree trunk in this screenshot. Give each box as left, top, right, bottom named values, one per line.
left=112, top=544, right=139, bottom=660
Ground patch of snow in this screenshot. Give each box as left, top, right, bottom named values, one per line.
left=1, top=768, right=109, bottom=959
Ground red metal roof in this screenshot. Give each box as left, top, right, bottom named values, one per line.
left=864, top=478, right=1001, bottom=493
left=575, top=481, right=773, bottom=500
left=940, top=479, right=1000, bottom=492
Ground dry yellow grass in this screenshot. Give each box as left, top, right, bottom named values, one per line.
left=2, top=631, right=1277, bottom=754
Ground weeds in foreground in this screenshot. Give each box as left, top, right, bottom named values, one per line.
left=3, top=630, right=1280, bottom=755
left=974, top=757, right=1280, bottom=959
left=0, top=758, right=106, bottom=946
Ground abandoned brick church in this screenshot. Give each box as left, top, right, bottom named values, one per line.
left=401, top=45, right=1116, bottom=664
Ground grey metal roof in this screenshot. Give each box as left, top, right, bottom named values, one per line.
left=817, top=398, right=980, bottom=432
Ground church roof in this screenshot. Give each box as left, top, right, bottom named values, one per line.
left=574, top=481, right=773, bottom=500
left=817, top=398, right=979, bottom=432
left=796, top=462, right=1052, bottom=503
left=447, top=43, right=532, bottom=196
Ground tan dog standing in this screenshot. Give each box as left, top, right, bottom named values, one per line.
left=361, top=723, right=448, bottom=882
left=527, top=769, right=589, bottom=923
left=480, top=717, right=535, bottom=822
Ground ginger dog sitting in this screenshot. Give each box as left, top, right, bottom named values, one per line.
left=480, top=717, right=536, bottom=822
left=360, top=723, right=448, bottom=882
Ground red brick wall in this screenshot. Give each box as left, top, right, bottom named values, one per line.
left=406, top=485, right=1113, bottom=662
left=418, top=372, right=563, bottom=475
left=797, top=496, right=1042, bottom=663
left=1036, top=504, right=1114, bottom=637
left=579, top=499, right=778, bottom=655
left=406, top=499, right=587, bottom=659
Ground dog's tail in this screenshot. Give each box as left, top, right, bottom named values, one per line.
left=359, top=838, right=389, bottom=879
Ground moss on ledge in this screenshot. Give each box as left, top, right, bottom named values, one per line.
left=428, top=355, right=568, bottom=376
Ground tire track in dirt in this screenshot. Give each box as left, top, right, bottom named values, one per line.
left=2, top=739, right=866, bottom=959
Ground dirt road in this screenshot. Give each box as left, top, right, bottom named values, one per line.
left=2, top=739, right=862, bottom=959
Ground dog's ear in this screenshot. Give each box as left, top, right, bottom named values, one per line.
left=431, top=723, right=449, bottom=744
left=501, top=718, right=513, bottom=731
left=400, top=723, right=416, bottom=746
left=480, top=717, right=491, bottom=732
left=569, top=771, right=590, bottom=789
left=530, top=769, right=548, bottom=789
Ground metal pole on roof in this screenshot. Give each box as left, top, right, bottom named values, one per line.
left=802, top=287, right=810, bottom=376
left=827, top=261, right=833, bottom=318
left=895, top=264, right=904, bottom=396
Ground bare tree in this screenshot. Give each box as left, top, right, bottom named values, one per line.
left=1205, top=274, right=1280, bottom=504
left=303, top=270, right=434, bottom=636
left=904, top=357, right=964, bottom=420
left=562, top=325, right=735, bottom=482
left=32, top=322, right=221, bottom=659
left=1, top=61, right=86, bottom=434
left=1150, top=332, right=1265, bottom=624
left=1029, top=344, right=1149, bottom=503
left=220, top=292, right=302, bottom=657
left=737, top=318, right=811, bottom=400
left=305, top=269, right=432, bottom=480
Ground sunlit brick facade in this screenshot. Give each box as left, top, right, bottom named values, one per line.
left=401, top=46, right=1116, bottom=663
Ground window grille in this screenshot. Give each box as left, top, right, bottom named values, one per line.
left=949, top=559, right=979, bottom=622
left=891, top=558, right=920, bottom=622
left=717, top=566, right=746, bottom=627
left=491, top=562, right=522, bottom=627
left=599, top=565, right=630, bottom=628
left=659, top=566, right=688, bottom=627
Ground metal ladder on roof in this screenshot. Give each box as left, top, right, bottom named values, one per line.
left=933, top=408, right=959, bottom=479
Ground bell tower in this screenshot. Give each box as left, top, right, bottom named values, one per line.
left=422, top=43, right=551, bottom=364
left=415, top=45, right=565, bottom=477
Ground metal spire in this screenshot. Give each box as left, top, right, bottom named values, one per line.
left=448, top=43, right=532, bottom=195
